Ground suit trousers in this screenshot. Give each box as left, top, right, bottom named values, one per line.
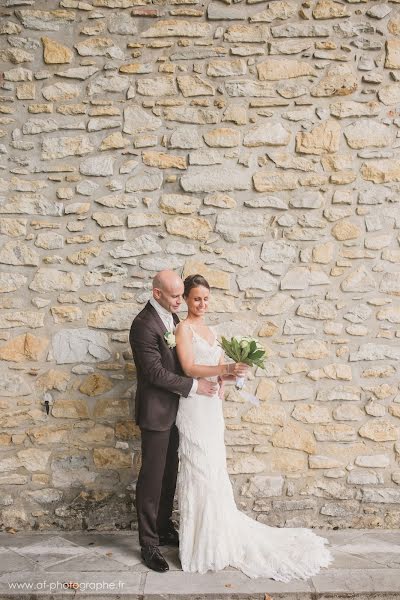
left=136, top=425, right=179, bottom=547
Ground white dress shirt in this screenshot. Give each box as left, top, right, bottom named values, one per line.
left=149, top=298, right=198, bottom=396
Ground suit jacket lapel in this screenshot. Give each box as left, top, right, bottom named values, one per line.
left=145, top=302, right=180, bottom=362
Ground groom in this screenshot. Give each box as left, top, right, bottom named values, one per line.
left=129, top=270, right=217, bottom=572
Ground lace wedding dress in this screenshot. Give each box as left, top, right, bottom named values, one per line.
left=176, top=326, right=332, bottom=582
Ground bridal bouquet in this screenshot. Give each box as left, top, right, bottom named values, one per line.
left=219, top=336, right=267, bottom=390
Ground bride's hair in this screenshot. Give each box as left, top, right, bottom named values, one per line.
left=183, top=274, right=210, bottom=298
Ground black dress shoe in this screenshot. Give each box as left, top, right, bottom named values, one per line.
left=158, top=526, right=179, bottom=547
left=141, top=545, right=169, bottom=572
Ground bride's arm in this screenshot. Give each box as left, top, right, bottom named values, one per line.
left=175, top=323, right=234, bottom=379
left=218, top=350, right=236, bottom=382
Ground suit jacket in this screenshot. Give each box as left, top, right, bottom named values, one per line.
left=129, top=301, right=193, bottom=431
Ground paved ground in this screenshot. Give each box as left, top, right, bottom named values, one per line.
left=0, top=529, right=399, bottom=599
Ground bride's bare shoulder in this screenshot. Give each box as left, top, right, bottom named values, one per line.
left=176, top=320, right=192, bottom=334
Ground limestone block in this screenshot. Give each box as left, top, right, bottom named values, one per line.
left=57, top=66, right=99, bottom=80
left=15, top=9, right=75, bottom=31
left=330, top=100, right=380, bottom=118
left=296, top=120, right=340, bottom=155
left=169, top=127, right=202, bottom=149
left=380, top=273, right=400, bottom=296
left=203, top=128, right=240, bottom=148
left=244, top=122, right=290, bottom=147
left=17, top=449, right=51, bottom=472
left=341, top=266, right=376, bottom=293
left=242, top=475, right=284, bottom=498
left=23, top=118, right=58, bottom=134
left=279, top=384, right=314, bottom=402
left=344, top=120, right=393, bottom=149
left=41, top=37, right=73, bottom=63
left=271, top=23, right=330, bottom=37
left=127, top=213, right=163, bottom=228
left=141, top=20, right=212, bottom=38
left=257, top=59, right=315, bottom=80
left=29, top=269, right=80, bottom=292
left=0, top=272, right=27, bottom=293
left=207, top=59, right=246, bottom=77
left=378, top=84, right=400, bottom=105
left=313, top=0, right=350, bottom=19
left=87, top=399, right=127, bottom=429
left=293, top=339, right=329, bottom=360
left=292, top=404, right=331, bottom=424
left=216, top=212, right=265, bottom=241
left=137, top=77, right=177, bottom=97
left=314, top=423, right=357, bottom=442
left=143, top=151, right=186, bottom=170
left=160, top=194, right=201, bottom=215
left=123, top=105, right=162, bottom=134
left=100, top=132, right=129, bottom=151
left=51, top=329, right=111, bottom=364
left=87, top=303, right=138, bottom=330
left=311, top=64, right=358, bottom=97
left=251, top=1, right=296, bottom=23
left=74, top=37, right=124, bottom=59
left=0, top=241, right=39, bottom=266
left=385, top=40, right=400, bottom=69
left=182, top=260, right=230, bottom=289
left=358, top=421, right=398, bottom=442
left=331, top=220, right=362, bottom=240
left=237, top=271, right=277, bottom=292
left=79, top=156, right=114, bottom=177
left=272, top=424, right=316, bottom=454
left=107, top=13, right=137, bottom=35
left=109, top=235, right=161, bottom=258
left=0, top=334, right=49, bottom=362
left=93, top=448, right=131, bottom=468
left=256, top=379, right=277, bottom=402
left=228, top=455, right=265, bottom=474
left=181, top=167, right=250, bottom=192
left=257, top=293, right=294, bottom=316
left=177, top=75, right=215, bottom=97
left=42, top=82, right=80, bottom=101
left=253, top=171, right=298, bottom=192
left=166, top=216, right=212, bottom=241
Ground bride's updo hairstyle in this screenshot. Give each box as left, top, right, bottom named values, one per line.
left=183, top=274, right=210, bottom=298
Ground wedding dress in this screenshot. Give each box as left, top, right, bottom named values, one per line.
left=176, top=325, right=332, bottom=582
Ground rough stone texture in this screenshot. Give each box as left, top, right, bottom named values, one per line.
left=0, top=0, right=400, bottom=533
left=41, top=36, right=73, bottom=64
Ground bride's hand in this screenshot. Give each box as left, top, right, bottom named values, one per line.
left=223, top=362, right=249, bottom=377
left=232, top=362, right=249, bottom=377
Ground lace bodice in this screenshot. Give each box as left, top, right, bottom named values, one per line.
left=188, top=325, right=222, bottom=370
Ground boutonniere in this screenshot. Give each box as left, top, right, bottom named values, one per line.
left=164, top=331, right=176, bottom=349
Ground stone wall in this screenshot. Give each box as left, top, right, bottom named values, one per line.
left=1, top=0, right=400, bottom=532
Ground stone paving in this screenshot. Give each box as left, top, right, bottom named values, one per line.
left=0, top=529, right=399, bottom=599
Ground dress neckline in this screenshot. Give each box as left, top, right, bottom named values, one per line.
left=189, top=324, right=217, bottom=348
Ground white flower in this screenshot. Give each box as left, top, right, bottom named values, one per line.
left=164, top=331, right=176, bottom=349
left=244, top=336, right=265, bottom=351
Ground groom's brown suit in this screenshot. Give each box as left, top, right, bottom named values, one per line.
left=129, top=301, right=193, bottom=546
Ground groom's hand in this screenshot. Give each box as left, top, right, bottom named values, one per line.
left=197, top=378, right=218, bottom=396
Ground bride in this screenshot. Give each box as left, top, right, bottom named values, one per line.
left=174, top=273, right=332, bottom=582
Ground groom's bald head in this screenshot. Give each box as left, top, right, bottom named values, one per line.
left=152, top=270, right=184, bottom=313
left=153, top=270, right=181, bottom=291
